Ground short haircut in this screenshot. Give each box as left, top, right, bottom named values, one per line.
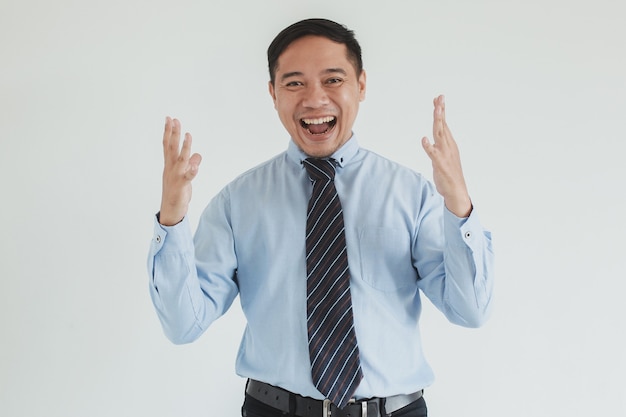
left=267, top=18, right=363, bottom=85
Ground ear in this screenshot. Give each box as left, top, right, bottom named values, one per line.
left=358, top=69, right=367, bottom=102
left=268, top=81, right=277, bottom=109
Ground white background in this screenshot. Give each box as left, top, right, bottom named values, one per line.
left=1, top=0, right=625, bottom=416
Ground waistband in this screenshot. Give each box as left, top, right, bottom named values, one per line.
left=245, top=379, right=423, bottom=417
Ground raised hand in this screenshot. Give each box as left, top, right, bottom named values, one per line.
left=421, top=95, right=472, bottom=218
left=159, top=117, right=202, bottom=226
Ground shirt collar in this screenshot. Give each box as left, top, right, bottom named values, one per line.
left=287, top=134, right=360, bottom=169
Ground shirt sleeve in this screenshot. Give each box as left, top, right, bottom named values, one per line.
left=414, top=189, right=495, bottom=328
left=147, top=190, right=240, bottom=343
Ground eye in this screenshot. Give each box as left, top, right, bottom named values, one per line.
left=326, top=77, right=343, bottom=85
left=284, top=81, right=303, bottom=88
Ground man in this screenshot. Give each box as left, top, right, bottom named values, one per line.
left=148, top=18, right=494, bottom=417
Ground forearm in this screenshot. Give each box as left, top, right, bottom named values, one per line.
left=439, top=208, right=494, bottom=327
left=147, top=216, right=237, bottom=343
left=416, top=206, right=495, bottom=328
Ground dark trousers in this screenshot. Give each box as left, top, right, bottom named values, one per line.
left=241, top=393, right=428, bottom=417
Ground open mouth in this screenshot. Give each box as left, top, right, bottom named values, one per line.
left=300, top=116, right=337, bottom=135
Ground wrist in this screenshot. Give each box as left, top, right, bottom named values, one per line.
left=157, top=211, right=185, bottom=227
left=444, top=195, right=472, bottom=218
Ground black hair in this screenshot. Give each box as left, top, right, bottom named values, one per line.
left=267, top=18, right=363, bottom=85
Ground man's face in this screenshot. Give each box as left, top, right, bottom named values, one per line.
left=269, top=36, right=366, bottom=158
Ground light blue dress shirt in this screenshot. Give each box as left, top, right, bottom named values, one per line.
left=147, top=135, right=494, bottom=400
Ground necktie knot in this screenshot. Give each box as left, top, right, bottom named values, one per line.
left=304, top=158, right=336, bottom=182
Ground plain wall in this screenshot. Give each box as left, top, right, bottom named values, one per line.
left=1, top=0, right=624, bottom=416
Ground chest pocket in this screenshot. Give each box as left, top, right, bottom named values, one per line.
left=357, top=227, right=417, bottom=292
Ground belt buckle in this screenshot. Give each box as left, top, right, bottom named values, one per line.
left=322, top=398, right=368, bottom=417
left=347, top=398, right=369, bottom=417
left=323, top=399, right=332, bottom=417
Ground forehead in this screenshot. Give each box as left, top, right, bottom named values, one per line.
left=276, top=35, right=355, bottom=76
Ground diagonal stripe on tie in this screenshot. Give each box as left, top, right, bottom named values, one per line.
left=303, top=158, right=363, bottom=409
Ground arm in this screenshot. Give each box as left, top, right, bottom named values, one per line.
left=415, top=203, right=494, bottom=328
left=417, top=96, right=494, bottom=327
left=147, top=118, right=238, bottom=343
left=148, top=206, right=239, bottom=344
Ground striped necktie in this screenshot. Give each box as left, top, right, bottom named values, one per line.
left=303, top=157, right=362, bottom=409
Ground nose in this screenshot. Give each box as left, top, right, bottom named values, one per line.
left=302, top=82, right=329, bottom=108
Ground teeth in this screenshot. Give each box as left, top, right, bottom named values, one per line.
left=302, top=116, right=335, bottom=125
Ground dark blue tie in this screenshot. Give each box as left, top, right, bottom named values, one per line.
left=303, top=158, right=362, bottom=409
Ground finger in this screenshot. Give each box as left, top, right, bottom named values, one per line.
left=421, top=136, right=435, bottom=159
left=437, top=94, right=446, bottom=124
left=170, top=118, right=182, bottom=156
left=162, top=116, right=173, bottom=159
left=163, top=117, right=183, bottom=164
left=433, top=95, right=449, bottom=144
left=185, top=153, right=203, bottom=180
left=180, top=132, right=193, bottom=161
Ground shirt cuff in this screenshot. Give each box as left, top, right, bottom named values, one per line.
left=443, top=206, right=483, bottom=248
left=149, top=214, right=194, bottom=255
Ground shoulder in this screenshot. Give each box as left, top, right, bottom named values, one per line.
left=205, top=152, right=291, bottom=209
left=356, top=147, right=429, bottom=185
left=233, top=152, right=288, bottom=180
left=221, top=151, right=298, bottom=195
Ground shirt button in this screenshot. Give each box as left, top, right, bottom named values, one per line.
left=464, top=231, right=471, bottom=239
left=156, top=235, right=162, bottom=243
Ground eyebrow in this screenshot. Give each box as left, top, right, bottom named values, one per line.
left=280, top=68, right=348, bottom=82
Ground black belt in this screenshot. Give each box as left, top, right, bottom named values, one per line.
left=246, top=379, right=423, bottom=417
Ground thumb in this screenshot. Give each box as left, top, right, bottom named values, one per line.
left=185, top=153, right=203, bottom=180
left=421, top=136, right=433, bottom=156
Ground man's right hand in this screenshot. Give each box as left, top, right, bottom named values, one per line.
left=159, top=117, right=202, bottom=226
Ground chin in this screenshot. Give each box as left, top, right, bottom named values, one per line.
left=301, top=140, right=339, bottom=158
left=299, top=134, right=348, bottom=158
